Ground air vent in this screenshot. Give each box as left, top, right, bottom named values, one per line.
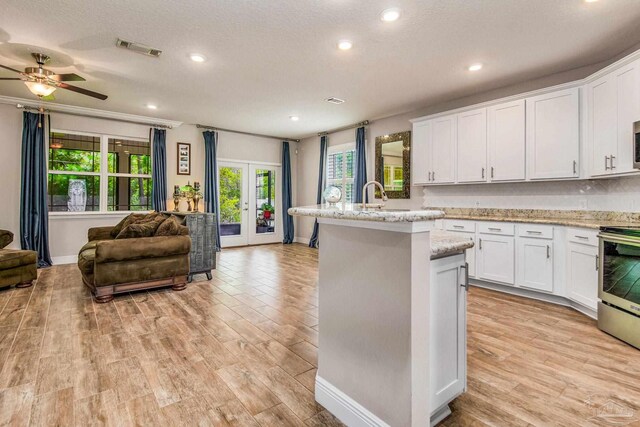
left=326, top=97, right=345, bottom=105
left=116, top=39, right=162, bottom=57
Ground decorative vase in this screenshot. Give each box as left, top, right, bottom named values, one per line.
left=193, top=194, right=201, bottom=213
left=173, top=195, right=181, bottom=212
left=186, top=199, right=192, bottom=212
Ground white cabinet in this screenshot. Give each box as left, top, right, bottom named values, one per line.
left=487, top=100, right=526, bottom=182
left=412, top=120, right=431, bottom=185
left=477, top=233, right=515, bottom=285
left=526, top=88, right=580, bottom=180
left=516, top=237, right=553, bottom=293
left=566, top=241, right=599, bottom=311
left=430, top=254, right=466, bottom=413
left=456, top=108, right=487, bottom=183
left=430, top=114, right=457, bottom=184
left=587, top=59, right=640, bottom=176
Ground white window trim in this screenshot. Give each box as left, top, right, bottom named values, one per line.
left=326, top=142, right=356, bottom=203
left=48, top=129, right=152, bottom=214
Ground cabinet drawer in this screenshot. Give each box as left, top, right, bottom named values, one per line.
left=567, top=228, right=599, bottom=246
left=444, top=220, right=476, bottom=233
left=517, top=224, right=553, bottom=239
left=478, top=222, right=515, bottom=236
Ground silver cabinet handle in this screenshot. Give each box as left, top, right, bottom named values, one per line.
left=479, top=238, right=482, bottom=250
left=547, top=245, right=550, bottom=259
left=481, top=167, right=485, bottom=179
left=573, top=160, right=577, bottom=175
left=488, top=227, right=502, bottom=231
left=527, top=230, right=542, bottom=235
left=460, top=263, right=469, bottom=291
left=596, top=254, right=599, bottom=271
left=491, top=167, right=494, bottom=179
left=453, top=225, right=464, bottom=229
left=605, top=156, right=610, bottom=171
left=575, top=235, right=589, bottom=240
left=610, top=154, right=616, bottom=170
left=432, top=171, right=435, bottom=181
left=428, top=171, right=431, bottom=181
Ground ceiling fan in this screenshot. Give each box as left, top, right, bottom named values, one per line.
left=0, top=53, right=108, bottom=101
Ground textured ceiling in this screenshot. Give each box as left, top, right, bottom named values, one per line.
left=1, top=0, right=640, bottom=138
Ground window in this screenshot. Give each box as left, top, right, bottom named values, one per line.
left=48, top=131, right=152, bottom=213
left=326, top=143, right=356, bottom=203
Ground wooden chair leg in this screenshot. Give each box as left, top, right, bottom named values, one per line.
left=16, top=281, right=33, bottom=288
left=95, top=295, right=114, bottom=303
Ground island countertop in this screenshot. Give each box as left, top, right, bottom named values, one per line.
left=430, top=229, right=474, bottom=259
left=288, top=203, right=445, bottom=223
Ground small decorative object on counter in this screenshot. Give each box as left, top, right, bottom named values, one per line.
left=193, top=182, right=202, bottom=213
left=323, top=185, right=342, bottom=205
left=180, top=182, right=195, bottom=212
left=173, top=185, right=181, bottom=212
left=261, top=202, right=274, bottom=219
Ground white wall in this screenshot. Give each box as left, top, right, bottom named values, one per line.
left=0, top=103, right=296, bottom=263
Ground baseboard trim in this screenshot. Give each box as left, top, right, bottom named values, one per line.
left=294, top=236, right=310, bottom=245
left=52, top=255, right=77, bottom=265
left=315, top=376, right=390, bottom=427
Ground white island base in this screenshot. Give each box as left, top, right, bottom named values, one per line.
left=302, top=212, right=468, bottom=427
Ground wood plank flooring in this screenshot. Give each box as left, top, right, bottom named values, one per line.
left=0, top=243, right=638, bottom=426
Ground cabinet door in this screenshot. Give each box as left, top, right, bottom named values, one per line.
left=615, top=59, right=640, bottom=173
left=588, top=75, right=617, bottom=176
left=449, top=231, right=476, bottom=277
left=477, top=234, right=515, bottom=285
left=526, top=88, right=580, bottom=179
left=430, top=255, right=466, bottom=411
left=412, top=120, right=431, bottom=185
left=431, top=115, right=456, bottom=183
left=456, top=108, right=487, bottom=183
left=516, top=238, right=553, bottom=292
left=487, top=100, right=526, bottom=181
left=567, top=242, right=599, bottom=311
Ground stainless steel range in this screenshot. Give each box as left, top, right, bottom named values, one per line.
left=598, top=227, right=640, bottom=349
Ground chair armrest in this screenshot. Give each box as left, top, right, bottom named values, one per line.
left=94, top=235, right=191, bottom=263
left=0, top=230, right=13, bottom=249
left=88, top=226, right=115, bottom=242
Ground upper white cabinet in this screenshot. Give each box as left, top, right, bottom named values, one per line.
left=456, top=108, right=487, bottom=183
left=587, top=59, right=640, bottom=176
left=412, top=120, right=431, bottom=185
left=430, top=114, right=457, bottom=184
left=487, top=100, right=526, bottom=182
left=526, top=88, right=580, bottom=180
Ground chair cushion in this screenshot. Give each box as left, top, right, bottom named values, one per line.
left=110, top=213, right=147, bottom=238
left=0, top=230, right=13, bottom=249
left=155, top=215, right=189, bottom=237
left=0, top=249, right=37, bottom=270
left=78, top=247, right=96, bottom=277
left=116, top=214, right=168, bottom=239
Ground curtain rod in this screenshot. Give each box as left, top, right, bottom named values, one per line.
left=196, top=124, right=300, bottom=142
left=318, top=120, right=370, bottom=137
left=16, top=104, right=173, bottom=129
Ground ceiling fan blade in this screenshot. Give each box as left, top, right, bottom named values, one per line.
left=0, top=77, right=21, bottom=80
left=0, top=64, right=24, bottom=74
left=57, top=82, right=108, bottom=100
left=49, top=73, right=86, bottom=82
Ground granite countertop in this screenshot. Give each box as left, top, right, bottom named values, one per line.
left=427, top=207, right=640, bottom=230
left=430, top=229, right=474, bottom=259
left=288, top=204, right=444, bottom=223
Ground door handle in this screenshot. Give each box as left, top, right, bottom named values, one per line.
left=547, top=245, right=550, bottom=259
left=479, top=238, right=482, bottom=250
left=491, top=167, right=494, bottom=179
left=605, top=156, right=610, bottom=170
left=610, top=154, right=616, bottom=170
left=573, top=160, right=577, bottom=175
left=481, top=167, right=485, bottom=179
left=460, top=263, right=469, bottom=292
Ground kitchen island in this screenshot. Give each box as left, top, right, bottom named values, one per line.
left=289, top=204, right=473, bottom=427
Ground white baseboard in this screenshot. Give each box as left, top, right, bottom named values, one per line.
left=315, top=376, right=390, bottom=427
left=294, top=236, right=310, bottom=245
left=52, top=255, right=77, bottom=265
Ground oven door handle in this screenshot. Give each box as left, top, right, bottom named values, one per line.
left=599, top=234, right=640, bottom=247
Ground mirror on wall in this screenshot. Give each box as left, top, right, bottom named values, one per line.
left=375, top=131, right=411, bottom=199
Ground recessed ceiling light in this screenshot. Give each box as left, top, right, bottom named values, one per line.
left=338, top=40, right=353, bottom=50
left=381, top=8, right=401, bottom=22
left=468, top=63, right=483, bottom=72
left=290, top=116, right=300, bottom=121
left=146, top=104, right=157, bottom=110
left=190, top=53, right=206, bottom=62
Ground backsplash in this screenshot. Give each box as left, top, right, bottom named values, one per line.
left=422, top=175, right=640, bottom=212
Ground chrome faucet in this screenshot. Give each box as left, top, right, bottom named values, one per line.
left=361, top=181, right=388, bottom=209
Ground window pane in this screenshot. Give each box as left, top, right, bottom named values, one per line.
left=256, top=169, right=276, bottom=234
left=108, top=138, right=151, bottom=174
left=107, top=177, right=152, bottom=211
left=219, top=166, right=243, bottom=236
left=346, top=150, right=355, bottom=179
left=48, top=174, right=100, bottom=212
left=346, top=182, right=354, bottom=203
left=49, top=132, right=100, bottom=172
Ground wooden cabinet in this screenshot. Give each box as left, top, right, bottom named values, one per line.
left=477, top=233, right=515, bottom=285
left=456, top=108, right=487, bottom=183
left=516, top=237, right=553, bottom=293
left=430, top=114, right=457, bottom=184
left=487, top=100, right=526, bottom=182
left=566, top=241, right=599, bottom=311
left=430, top=254, right=466, bottom=413
left=412, top=120, right=431, bottom=185
left=526, top=88, right=580, bottom=180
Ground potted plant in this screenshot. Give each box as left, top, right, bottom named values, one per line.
left=261, top=203, right=274, bottom=219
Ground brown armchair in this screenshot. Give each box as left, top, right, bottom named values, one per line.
left=79, top=225, right=191, bottom=303
left=0, top=230, right=37, bottom=290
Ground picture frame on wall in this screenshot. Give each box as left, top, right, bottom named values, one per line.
left=177, top=142, right=191, bottom=175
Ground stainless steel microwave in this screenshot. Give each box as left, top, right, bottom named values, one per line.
left=635, top=121, right=640, bottom=169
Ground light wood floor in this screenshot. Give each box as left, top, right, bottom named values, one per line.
left=0, top=243, right=638, bottom=426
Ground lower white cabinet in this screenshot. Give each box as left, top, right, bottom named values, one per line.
left=477, top=234, right=515, bottom=285
left=566, top=241, right=599, bottom=311
left=516, top=237, right=553, bottom=292
left=430, top=254, right=467, bottom=414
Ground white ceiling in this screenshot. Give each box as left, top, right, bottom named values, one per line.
left=1, top=0, right=640, bottom=138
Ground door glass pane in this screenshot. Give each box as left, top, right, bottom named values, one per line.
left=255, top=169, right=276, bottom=234
left=107, top=177, right=152, bottom=211
left=48, top=174, right=100, bottom=212
left=219, top=166, right=243, bottom=236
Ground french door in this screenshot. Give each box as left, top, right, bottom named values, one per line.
left=218, top=161, right=283, bottom=248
